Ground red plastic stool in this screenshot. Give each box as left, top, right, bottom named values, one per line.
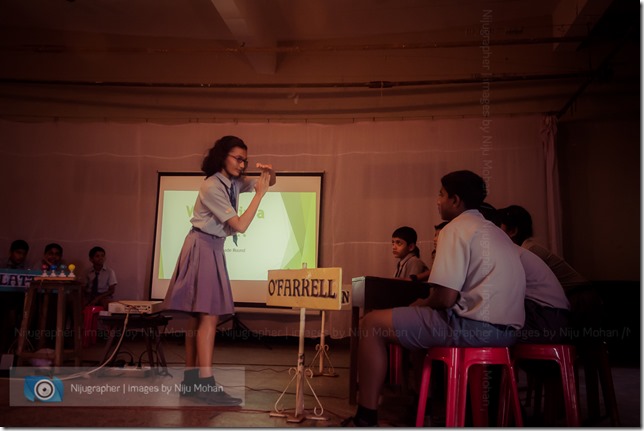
left=389, top=343, right=404, bottom=386
left=511, top=344, right=580, bottom=426
left=82, top=305, right=104, bottom=347
left=415, top=347, right=523, bottom=427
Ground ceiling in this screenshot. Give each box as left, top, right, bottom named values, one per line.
left=0, top=0, right=639, bottom=121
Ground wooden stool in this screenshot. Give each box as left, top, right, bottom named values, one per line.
left=415, top=346, right=523, bottom=427
left=15, top=278, right=83, bottom=367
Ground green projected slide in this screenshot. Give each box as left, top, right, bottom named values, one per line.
left=159, top=191, right=318, bottom=281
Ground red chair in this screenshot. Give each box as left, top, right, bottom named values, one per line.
left=82, top=305, right=104, bottom=347
left=415, top=347, right=523, bottom=427
left=511, top=344, right=580, bottom=426
left=389, top=343, right=404, bottom=386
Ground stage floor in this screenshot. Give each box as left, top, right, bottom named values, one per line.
left=0, top=333, right=640, bottom=427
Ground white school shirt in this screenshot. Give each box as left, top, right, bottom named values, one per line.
left=394, top=253, right=429, bottom=278
left=517, top=246, right=570, bottom=310
left=429, top=209, right=526, bottom=329
left=190, top=172, right=256, bottom=237
left=85, top=266, right=117, bottom=294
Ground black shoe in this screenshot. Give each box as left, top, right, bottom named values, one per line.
left=179, top=369, right=199, bottom=398
left=192, top=376, right=242, bottom=406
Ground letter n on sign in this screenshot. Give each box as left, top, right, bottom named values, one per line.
left=266, top=268, right=342, bottom=310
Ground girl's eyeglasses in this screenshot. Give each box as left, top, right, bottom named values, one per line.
left=228, top=155, right=249, bottom=165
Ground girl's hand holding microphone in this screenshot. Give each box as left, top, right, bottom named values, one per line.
left=254, top=162, right=273, bottom=197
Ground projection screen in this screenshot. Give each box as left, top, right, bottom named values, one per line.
left=150, top=172, right=323, bottom=307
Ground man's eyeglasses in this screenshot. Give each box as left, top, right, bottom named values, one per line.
left=228, top=155, right=249, bottom=165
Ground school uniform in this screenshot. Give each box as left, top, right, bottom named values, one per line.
left=516, top=245, right=570, bottom=343
left=163, top=172, right=256, bottom=316
left=392, top=209, right=526, bottom=349
left=394, top=253, right=429, bottom=279
left=85, top=266, right=118, bottom=299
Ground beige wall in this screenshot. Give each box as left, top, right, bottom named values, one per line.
left=0, top=116, right=551, bottom=295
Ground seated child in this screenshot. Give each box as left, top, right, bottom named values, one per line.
left=496, top=205, right=586, bottom=288
left=515, top=246, right=571, bottom=343
left=41, top=242, right=64, bottom=270
left=0, top=239, right=30, bottom=352
left=84, top=246, right=118, bottom=309
left=481, top=203, right=571, bottom=343
left=345, top=171, right=526, bottom=427
left=430, top=221, right=448, bottom=268
left=409, top=222, right=448, bottom=284
left=392, top=226, right=429, bottom=281
left=4, top=239, right=29, bottom=269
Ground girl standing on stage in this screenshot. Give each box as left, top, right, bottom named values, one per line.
left=163, top=135, right=275, bottom=405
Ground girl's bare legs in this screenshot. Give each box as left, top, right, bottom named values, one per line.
left=196, top=314, right=219, bottom=378
left=357, top=309, right=398, bottom=410
left=185, top=314, right=198, bottom=368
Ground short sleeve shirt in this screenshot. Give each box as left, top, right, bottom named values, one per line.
left=4, top=259, right=25, bottom=269
left=522, top=238, right=586, bottom=287
left=518, top=246, right=570, bottom=310
left=428, top=209, right=526, bottom=328
left=395, top=254, right=429, bottom=279
left=190, top=172, right=257, bottom=237
left=85, top=266, right=117, bottom=295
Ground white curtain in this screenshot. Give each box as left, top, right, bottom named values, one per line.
left=0, top=115, right=556, bottom=337
left=540, top=115, right=563, bottom=255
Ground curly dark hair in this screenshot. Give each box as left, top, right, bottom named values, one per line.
left=201, top=135, right=248, bottom=177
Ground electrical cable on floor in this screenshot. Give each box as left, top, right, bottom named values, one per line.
left=58, top=310, right=134, bottom=381
left=136, top=349, right=150, bottom=367
left=114, top=350, right=135, bottom=366
left=2, top=310, right=134, bottom=382
left=244, top=367, right=290, bottom=373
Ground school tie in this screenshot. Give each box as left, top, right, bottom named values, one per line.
left=91, top=270, right=100, bottom=297
left=229, top=182, right=237, bottom=210
left=229, top=182, right=238, bottom=246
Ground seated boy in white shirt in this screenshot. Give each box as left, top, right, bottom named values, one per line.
left=345, top=170, right=526, bottom=427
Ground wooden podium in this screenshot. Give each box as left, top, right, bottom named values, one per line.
left=349, top=276, right=430, bottom=404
